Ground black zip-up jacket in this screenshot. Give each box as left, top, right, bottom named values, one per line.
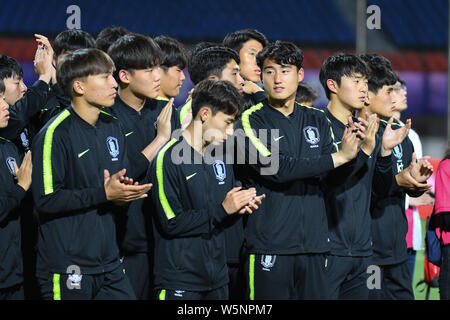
left=323, top=109, right=394, bottom=257
left=111, top=96, right=180, bottom=255
left=0, top=80, right=52, bottom=152
left=0, top=137, right=27, bottom=288
left=234, top=101, right=337, bottom=255
left=18, top=84, right=72, bottom=153
left=147, top=137, right=237, bottom=291
left=370, top=118, right=418, bottom=265
left=31, top=107, right=133, bottom=276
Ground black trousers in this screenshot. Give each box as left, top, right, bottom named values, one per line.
left=368, top=260, right=414, bottom=300
left=122, top=252, right=152, bottom=300
left=37, top=265, right=136, bottom=300
left=245, top=253, right=330, bottom=300
left=440, top=245, right=450, bottom=300
left=325, top=255, right=370, bottom=300
left=157, top=286, right=228, bottom=300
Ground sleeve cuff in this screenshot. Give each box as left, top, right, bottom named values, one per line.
left=213, top=203, right=229, bottom=223
left=94, top=186, right=108, bottom=204
left=11, top=184, right=27, bottom=202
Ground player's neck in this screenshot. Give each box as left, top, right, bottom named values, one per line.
left=71, top=98, right=101, bottom=126
left=118, top=87, right=146, bottom=112
left=327, top=97, right=353, bottom=125
left=267, top=95, right=295, bottom=117
left=183, top=119, right=206, bottom=155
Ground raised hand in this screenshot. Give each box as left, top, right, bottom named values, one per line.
left=222, top=186, right=257, bottom=215
left=14, top=151, right=32, bottom=191
left=156, top=98, right=174, bottom=141
left=104, top=168, right=152, bottom=205
left=360, top=113, right=379, bottom=156
left=409, top=153, right=434, bottom=183
left=381, top=118, right=411, bottom=155
left=33, top=34, right=54, bottom=83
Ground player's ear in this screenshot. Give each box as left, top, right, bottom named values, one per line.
left=118, top=69, right=131, bottom=84
left=72, top=79, right=84, bottom=95
left=199, top=106, right=211, bottom=123
left=207, top=75, right=219, bottom=81
left=297, top=67, right=304, bottom=83
left=326, top=79, right=339, bottom=96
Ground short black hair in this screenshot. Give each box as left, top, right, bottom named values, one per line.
left=359, top=53, right=393, bottom=70
left=188, top=46, right=240, bottom=85
left=191, top=79, right=243, bottom=119
left=359, top=54, right=397, bottom=94
left=319, top=53, right=369, bottom=99
left=256, top=41, right=303, bottom=72
left=0, top=79, right=5, bottom=94
left=154, top=35, right=188, bottom=70
left=56, top=48, right=115, bottom=98
left=223, top=29, right=268, bottom=54
left=0, top=54, right=23, bottom=81
left=187, top=42, right=218, bottom=73
left=96, top=26, right=131, bottom=53
left=107, top=33, right=163, bottom=83
left=53, top=29, right=96, bottom=58
left=296, top=82, right=319, bottom=105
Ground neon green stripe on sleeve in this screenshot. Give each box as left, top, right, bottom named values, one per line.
left=249, top=254, right=255, bottom=300
left=159, top=289, right=166, bottom=300
left=241, top=103, right=271, bottom=157
left=53, top=273, right=61, bottom=300
left=156, top=138, right=178, bottom=220
left=43, top=109, right=71, bottom=195
left=179, top=100, right=192, bottom=126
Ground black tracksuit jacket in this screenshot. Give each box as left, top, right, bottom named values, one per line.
left=323, top=109, right=394, bottom=257
left=370, top=118, right=419, bottom=265
left=110, top=96, right=180, bottom=255
left=31, top=107, right=135, bottom=276
left=234, top=101, right=338, bottom=255
left=0, top=137, right=27, bottom=288
left=147, top=137, right=237, bottom=291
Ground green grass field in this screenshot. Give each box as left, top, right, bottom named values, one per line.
left=412, top=218, right=440, bottom=300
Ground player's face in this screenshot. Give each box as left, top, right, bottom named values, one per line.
left=336, top=74, right=368, bottom=111
left=239, top=39, right=264, bottom=83
left=367, top=84, right=394, bottom=118
left=262, top=59, right=303, bottom=101
left=0, top=94, right=10, bottom=128
left=3, top=74, right=27, bottom=106
left=81, top=72, right=118, bottom=107
left=219, top=60, right=244, bottom=94
left=128, top=66, right=161, bottom=99
left=160, top=65, right=185, bottom=99
left=392, top=81, right=407, bottom=117
left=203, top=109, right=236, bottom=146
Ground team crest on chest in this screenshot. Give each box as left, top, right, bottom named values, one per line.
left=106, top=136, right=120, bottom=161
left=6, top=157, right=16, bottom=176
left=393, top=144, right=403, bottom=159
left=261, top=255, right=277, bottom=271
left=303, top=126, right=320, bottom=147
left=212, top=160, right=226, bottom=185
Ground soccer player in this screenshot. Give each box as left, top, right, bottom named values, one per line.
left=234, top=41, right=363, bottom=300
left=392, top=77, right=434, bottom=281
left=179, top=45, right=245, bottom=127
left=31, top=48, right=151, bottom=300
left=295, top=82, right=319, bottom=107
left=154, top=35, right=188, bottom=102
left=107, top=33, right=181, bottom=299
left=0, top=83, right=32, bottom=300
left=360, top=54, right=433, bottom=300
left=95, top=26, right=131, bottom=53
left=319, top=53, right=413, bottom=299
left=149, top=79, right=264, bottom=300
left=223, top=29, right=268, bottom=108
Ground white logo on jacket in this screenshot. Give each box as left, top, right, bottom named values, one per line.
left=261, top=255, right=276, bottom=271
left=303, top=126, right=320, bottom=147
left=6, top=157, right=16, bottom=176
left=106, top=136, right=119, bottom=161
left=212, top=160, right=226, bottom=185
